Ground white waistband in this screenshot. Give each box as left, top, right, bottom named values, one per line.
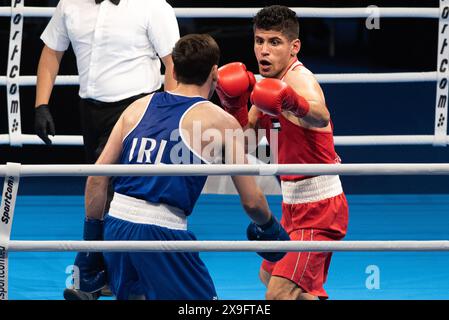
left=281, top=175, right=343, bottom=204
left=108, top=193, right=187, bottom=230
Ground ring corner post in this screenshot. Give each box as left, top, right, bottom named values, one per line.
left=0, top=162, right=21, bottom=300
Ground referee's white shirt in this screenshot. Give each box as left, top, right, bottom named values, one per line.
left=41, top=0, right=180, bottom=102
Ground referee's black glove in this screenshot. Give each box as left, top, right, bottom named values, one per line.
left=34, top=104, right=55, bottom=145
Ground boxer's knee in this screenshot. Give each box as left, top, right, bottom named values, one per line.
left=266, top=286, right=315, bottom=300
left=259, top=268, right=271, bottom=287
left=266, top=286, right=303, bottom=300
left=265, top=276, right=317, bottom=300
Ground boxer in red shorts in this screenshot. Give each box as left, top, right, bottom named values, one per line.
left=216, top=5, right=349, bottom=300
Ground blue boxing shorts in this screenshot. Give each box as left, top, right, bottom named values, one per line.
left=103, top=193, right=217, bottom=300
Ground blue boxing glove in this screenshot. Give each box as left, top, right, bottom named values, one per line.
left=247, top=215, right=290, bottom=262
left=72, top=218, right=106, bottom=293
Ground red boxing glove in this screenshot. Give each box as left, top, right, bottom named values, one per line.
left=250, top=78, right=310, bottom=118
left=216, top=62, right=256, bottom=127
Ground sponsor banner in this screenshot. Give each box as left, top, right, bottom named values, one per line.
left=6, top=0, right=24, bottom=147
left=0, top=163, right=21, bottom=300
left=434, top=0, right=449, bottom=146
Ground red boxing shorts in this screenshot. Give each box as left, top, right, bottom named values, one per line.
left=261, top=176, right=348, bottom=299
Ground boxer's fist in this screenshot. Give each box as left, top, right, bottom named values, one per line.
left=251, top=78, right=310, bottom=118
left=216, top=62, right=256, bottom=127
left=247, top=215, right=290, bottom=262
left=217, top=62, right=255, bottom=100
left=73, top=251, right=106, bottom=293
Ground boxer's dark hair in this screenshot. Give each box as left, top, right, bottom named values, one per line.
left=172, top=34, right=220, bottom=86
left=253, top=5, right=299, bottom=41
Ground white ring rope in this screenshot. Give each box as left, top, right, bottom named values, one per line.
left=7, top=240, right=449, bottom=252
left=1, top=134, right=448, bottom=147
left=333, top=135, right=449, bottom=146
left=0, top=72, right=438, bottom=86
left=0, top=163, right=449, bottom=177
left=0, top=7, right=440, bottom=19
left=0, top=134, right=83, bottom=146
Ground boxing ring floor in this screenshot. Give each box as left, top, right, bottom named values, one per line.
left=7, top=193, right=449, bottom=300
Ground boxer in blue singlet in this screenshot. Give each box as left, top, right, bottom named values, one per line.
left=73, top=34, right=289, bottom=300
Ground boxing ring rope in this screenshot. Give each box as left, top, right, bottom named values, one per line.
left=7, top=240, right=449, bottom=253
left=0, top=71, right=438, bottom=86
left=2, top=163, right=449, bottom=177
left=0, top=7, right=441, bottom=18
left=1, top=134, right=449, bottom=147
left=0, top=70, right=439, bottom=86
left=1, top=4, right=448, bottom=147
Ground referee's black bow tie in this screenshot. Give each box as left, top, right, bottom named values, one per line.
left=95, top=0, right=120, bottom=5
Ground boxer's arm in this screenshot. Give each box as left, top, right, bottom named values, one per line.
left=85, top=116, right=124, bottom=221
left=284, top=71, right=330, bottom=128
left=85, top=96, right=150, bottom=220
left=247, top=105, right=260, bottom=130
left=218, top=114, right=271, bottom=225
left=248, top=105, right=269, bottom=145
left=224, top=114, right=289, bottom=262
left=183, top=103, right=288, bottom=261
left=232, top=176, right=272, bottom=226
left=186, top=102, right=271, bottom=224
